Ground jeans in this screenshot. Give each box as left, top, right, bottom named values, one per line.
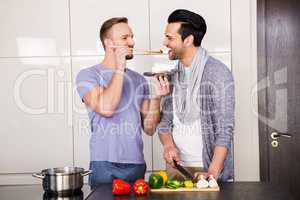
left=89, top=161, right=146, bottom=188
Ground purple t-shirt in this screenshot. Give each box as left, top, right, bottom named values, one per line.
left=76, top=64, right=149, bottom=164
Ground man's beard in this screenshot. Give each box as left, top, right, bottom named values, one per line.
left=126, top=54, right=134, bottom=60
left=168, top=49, right=179, bottom=60
left=126, top=45, right=134, bottom=60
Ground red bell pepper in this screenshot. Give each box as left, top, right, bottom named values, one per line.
left=133, top=179, right=149, bottom=195
left=112, top=179, right=131, bottom=195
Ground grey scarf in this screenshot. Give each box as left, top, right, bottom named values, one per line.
left=174, top=47, right=209, bottom=124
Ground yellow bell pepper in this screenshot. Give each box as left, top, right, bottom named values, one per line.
left=184, top=180, right=194, bottom=188
left=157, top=171, right=168, bottom=185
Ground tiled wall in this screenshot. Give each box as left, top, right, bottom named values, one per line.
left=0, top=0, right=238, bottom=184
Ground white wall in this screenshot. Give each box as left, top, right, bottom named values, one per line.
left=231, top=0, right=260, bottom=181
left=0, top=0, right=259, bottom=184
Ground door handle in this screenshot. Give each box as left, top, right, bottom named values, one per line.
left=271, top=132, right=292, bottom=140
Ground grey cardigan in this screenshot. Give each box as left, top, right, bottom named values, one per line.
left=156, top=56, right=235, bottom=182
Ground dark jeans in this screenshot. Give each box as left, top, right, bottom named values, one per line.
left=89, top=161, right=146, bottom=189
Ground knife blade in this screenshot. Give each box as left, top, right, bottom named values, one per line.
left=173, top=160, right=194, bottom=180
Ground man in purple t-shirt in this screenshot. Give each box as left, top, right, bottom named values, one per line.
left=76, top=17, right=169, bottom=187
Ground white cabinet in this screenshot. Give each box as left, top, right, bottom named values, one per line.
left=0, top=0, right=70, bottom=57
left=70, top=0, right=150, bottom=56
left=149, top=0, right=231, bottom=53
left=0, top=58, right=73, bottom=174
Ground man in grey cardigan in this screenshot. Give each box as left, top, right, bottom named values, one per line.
left=157, top=9, right=234, bottom=182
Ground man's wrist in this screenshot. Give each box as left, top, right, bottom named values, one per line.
left=164, top=144, right=175, bottom=150
left=208, top=162, right=223, bottom=176
left=147, top=109, right=160, bottom=115
left=149, top=94, right=161, bottom=100
left=115, top=68, right=125, bottom=74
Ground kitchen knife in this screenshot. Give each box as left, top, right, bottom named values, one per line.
left=173, top=160, right=194, bottom=180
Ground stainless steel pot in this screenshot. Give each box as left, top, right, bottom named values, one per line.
left=33, top=167, right=91, bottom=195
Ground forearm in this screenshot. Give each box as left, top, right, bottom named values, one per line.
left=160, top=133, right=180, bottom=164
left=142, top=98, right=161, bottom=135
left=159, top=133, right=175, bottom=148
left=208, top=146, right=228, bottom=177
left=97, top=71, right=124, bottom=114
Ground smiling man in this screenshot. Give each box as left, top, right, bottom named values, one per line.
left=76, top=17, right=169, bottom=188
left=157, top=9, right=235, bottom=182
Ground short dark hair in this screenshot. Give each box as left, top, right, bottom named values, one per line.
left=99, top=17, right=128, bottom=47
left=168, top=9, right=206, bottom=46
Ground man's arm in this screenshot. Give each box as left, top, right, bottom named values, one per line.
left=140, top=76, right=170, bottom=135
left=155, top=86, right=180, bottom=167
left=140, top=98, right=161, bottom=136
left=207, top=146, right=228, bottom=178
left=159, top=133, right=180, bottom=167
left=82, top=46, right=127, bottom=117
left=82, top=71, right=124, bottom=117
left=193, top=146, right=228, bottom=180
left=208, top=63, right=235, bottom=179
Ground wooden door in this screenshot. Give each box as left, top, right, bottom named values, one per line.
left=258, top=0, right=300, bottom=199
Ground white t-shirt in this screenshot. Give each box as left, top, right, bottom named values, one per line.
left=172, top=67, right=203, bottom=167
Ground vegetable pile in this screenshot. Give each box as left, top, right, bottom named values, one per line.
left=112, top=170, right=218, bottom=196
left=147, top=171, right=218, bottom=190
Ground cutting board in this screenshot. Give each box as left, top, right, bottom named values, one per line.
left=151, top=186, right=220, bottom=192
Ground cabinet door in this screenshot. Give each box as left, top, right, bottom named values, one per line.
left=0, top=0, right=70, bottom=57
left=149, top=0, right=231, bottom=53
left=70, top=0, right=149, bottom=56
left=0, top=58, right=73, bottom=173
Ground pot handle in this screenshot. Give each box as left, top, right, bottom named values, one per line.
left=32, top=173, right=45, bottom=179
left=81, top=170, right=92, bottom=177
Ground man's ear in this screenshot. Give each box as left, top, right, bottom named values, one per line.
left=183, top=35, right=194, bottom=47
left=103, top=39, right=109, bottom=48
left=104, top=38, right=113, bottom=50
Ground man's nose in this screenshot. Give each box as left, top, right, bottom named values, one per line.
left=128, top=38, right=135, bottom=46
left=163, top=38, right=168, bottom=47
